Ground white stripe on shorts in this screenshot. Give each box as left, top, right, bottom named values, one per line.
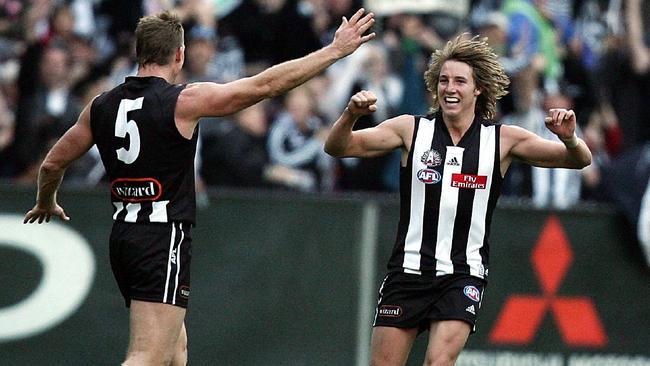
left=172, top=223, right=184, bottom=305
left=372, top=275, right=389, bottom=326
left=163, top=223, right=177, bottom=303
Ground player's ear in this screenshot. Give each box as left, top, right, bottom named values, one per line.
left=474, top=87, right=481, bottom=96
left=176, top=45, right=185, bottom=63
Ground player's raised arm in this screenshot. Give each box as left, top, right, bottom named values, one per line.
left=503, top=108, right=592, bottom=170
left=324, top=90, right=408, bottom=158
left=177, top=8, right=376, bottom=126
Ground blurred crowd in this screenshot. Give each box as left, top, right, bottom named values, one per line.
left=0, top=0, right=649, bottom=211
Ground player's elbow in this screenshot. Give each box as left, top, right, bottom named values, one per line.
left=570, top=151, right=592, bottom=169
left=578, top=153, right=592, bottom=168
left=40, top=159, right=64, bottom=175
left=323, top=143, right=340, bottom=157
left=324, top=138, right=350, bottom=157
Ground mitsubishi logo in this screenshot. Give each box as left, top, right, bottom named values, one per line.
left=489, top=216, right=607, bottom=347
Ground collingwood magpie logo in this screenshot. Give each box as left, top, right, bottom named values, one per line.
left=418, top=149, right=442, bottom=184
left=421, top=149, right=442, bottom=167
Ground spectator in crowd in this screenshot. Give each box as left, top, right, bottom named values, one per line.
left=529, top=93, right=584, bottom=208
left=200, top=100, right=316, bottom=190
left=267, top=85, right=332, bottom=192
left=0, top=88, right=14, bottom=177
left=200, top=101, right=273, bottom=188
left=0, top=0, right=644, bottom=211
left=624, top=0, right=650, bottom=145
left=382, top=13, right=443, bottom=116
left=12, top=44, right=81, bottom=183
left=308, top=0, right=364, bottom=46
left=181, top=24, right=243, bottom=84
left=219, top=0, right=322, bottom=74
left=323, top=41, right=404, bottom=191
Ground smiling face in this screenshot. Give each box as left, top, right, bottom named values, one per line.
left=437, top=60, right=481, bottom=122
left=424, top=35, right=509, bottom=121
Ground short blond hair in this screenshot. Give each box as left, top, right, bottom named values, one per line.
left=135, top=11, right=184, bottom=67
left=424, top=34, right=509, bottom=120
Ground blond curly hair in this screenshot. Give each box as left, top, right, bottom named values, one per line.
left=424, top=34, right=509, bottom=120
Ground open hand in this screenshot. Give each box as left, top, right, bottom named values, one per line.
left=331, top=8, right=376, bottom=57
left=24, top=203, right=70, bottom=224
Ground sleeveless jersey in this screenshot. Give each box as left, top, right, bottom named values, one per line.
left=388, top=113, right=503, bottom=279
left=90, top=76, right=197, bottom=224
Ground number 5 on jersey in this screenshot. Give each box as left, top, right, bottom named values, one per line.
left=115, top=97, right=143, bottom=164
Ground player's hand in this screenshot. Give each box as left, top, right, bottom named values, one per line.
left=331, top=8, right=376, bottom=58
left=347, top=90, right=377, bottom=116
left=544, top=108, right=577, bottom=140
left=24, top=203, right=70, bottom=224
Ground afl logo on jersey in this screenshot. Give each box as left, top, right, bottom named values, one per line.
left=417, top=169, right=441, bottom=184
left=111, top=177, right=162, bottom=202
left=463, top=285, right=481, bottom=302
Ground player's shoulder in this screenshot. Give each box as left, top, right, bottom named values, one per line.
left=385, top=114, right=415, bottom=124
left=380, top=114, right=415, bottom=133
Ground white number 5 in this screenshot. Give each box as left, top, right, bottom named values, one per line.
left=115, top=97, right=143, bottom=164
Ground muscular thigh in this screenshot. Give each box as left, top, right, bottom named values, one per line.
left=127, top=300, right=186, bottom=361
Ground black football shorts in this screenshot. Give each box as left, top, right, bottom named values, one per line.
left=110, top=221, right=192, bottom=308
left=373, top=272, right=486, bottom=333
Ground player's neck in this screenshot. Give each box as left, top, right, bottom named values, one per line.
left=442, top=111, right=475, bottom=145
left=137, top=64, right=176, bottom=83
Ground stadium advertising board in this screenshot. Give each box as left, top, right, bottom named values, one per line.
left=1, top=187, right=649, bottom=365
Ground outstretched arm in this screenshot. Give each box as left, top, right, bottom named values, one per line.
left=324, top=90, right=407, bottom=158
left=24, top=101, right=95, bottom=223
left=503, top=108, right=592, bottom=172
left=176, top=8, right=376, bottom=133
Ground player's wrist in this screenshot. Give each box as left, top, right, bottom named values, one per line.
left=560, top=134, right=579, bottom=149
left=343, top=107, right=362, bottom=121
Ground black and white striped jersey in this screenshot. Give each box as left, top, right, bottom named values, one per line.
left=90, top=76, right=197, bottom=224
left=388, top=113, right=503, bottom=279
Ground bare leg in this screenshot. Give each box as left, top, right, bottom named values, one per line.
left=122, top=300, right=186, bottom=366
left=370, top=326, right=418, bottom=366
left=422, top=320, right=470, bottom=366
left=171, top=322, right=188, bottom=366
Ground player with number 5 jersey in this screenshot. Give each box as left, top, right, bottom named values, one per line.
left=91, top=78, right=197, bottom=224
left=24, top=9, right=375, bottom=365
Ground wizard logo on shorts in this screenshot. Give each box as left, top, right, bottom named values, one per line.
left=378, top=305, right=402, bottom=317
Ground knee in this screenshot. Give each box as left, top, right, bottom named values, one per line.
left=123, top=351, right=174, bottom=366
left=170, top=332, right=188, bottom=366
left=423, top=353, right=457, bottom=366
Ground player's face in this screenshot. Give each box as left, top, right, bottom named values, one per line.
left=437, top=60, right=481, bottom=121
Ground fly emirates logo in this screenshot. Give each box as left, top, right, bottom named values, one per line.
left=451, top=173, right=487, bottom=189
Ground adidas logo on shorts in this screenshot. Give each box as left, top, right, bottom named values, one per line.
left=465, top=305, right=476, bottom=315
